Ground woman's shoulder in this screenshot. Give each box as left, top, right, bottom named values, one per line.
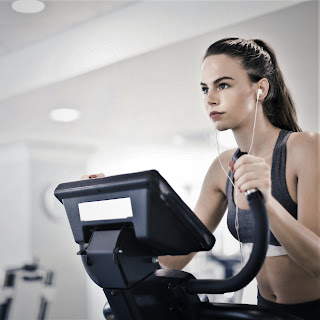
left=205, top=148, right=237, bottom=191
left=218, top=148, right=238, bottom=161
left=288, top=131, right=319, bottom=151
left=211, top=148, right=237, bottom=172
left=287, top=131, right=320, bottom=171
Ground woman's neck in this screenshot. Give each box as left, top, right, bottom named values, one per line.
left=232, top=116, right=281, bottom=159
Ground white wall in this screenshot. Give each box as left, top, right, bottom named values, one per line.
left=0, top=142, right=93, bottom=320
left=0, top=143, right=32, bottom=274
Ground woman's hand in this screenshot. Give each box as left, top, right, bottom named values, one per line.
left=81, top=173, right=105, bottom=180
left=230, top=155, right=272, bottom=203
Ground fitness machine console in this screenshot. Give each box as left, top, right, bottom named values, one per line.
left=55, top=170, right=301, bottom=320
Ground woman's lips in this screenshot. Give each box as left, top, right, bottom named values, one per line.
left=210, top=111, right=225, bottom=120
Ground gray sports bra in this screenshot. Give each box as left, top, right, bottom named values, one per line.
left=226, top=129, right=297, bottom=256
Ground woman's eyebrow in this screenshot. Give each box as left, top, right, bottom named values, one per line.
left=200, top=76, right=235, bottom=86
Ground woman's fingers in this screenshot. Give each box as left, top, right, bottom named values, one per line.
left=232, top=155, right=271, bottom=201
left=81, top=173, right=105, bottom=180
left=234, top=162, right=268, bottom=182
left=233, top=154, right=264, bottom=169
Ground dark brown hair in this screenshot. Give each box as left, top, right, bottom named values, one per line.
left=204, top=38, right=302, bottom=132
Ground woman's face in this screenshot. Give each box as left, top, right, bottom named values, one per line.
left=201, top=54, right=257, bottom=131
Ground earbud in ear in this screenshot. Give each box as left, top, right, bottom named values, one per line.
left=257, top=88, right=262, bottom=97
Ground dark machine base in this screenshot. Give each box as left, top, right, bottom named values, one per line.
left=200, top=302, right=301, bottom=320
left=102, top=269, right=300, bottom=320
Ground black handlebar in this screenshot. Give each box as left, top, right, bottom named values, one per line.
left=187, top=190, right=269, bottom=294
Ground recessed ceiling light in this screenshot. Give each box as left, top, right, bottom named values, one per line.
left=12, top=0, right=45, bottom=14
left=49, top=108, right=81, bottom=123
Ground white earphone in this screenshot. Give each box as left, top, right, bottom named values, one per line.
left=257, top=88, right=262, bottom=97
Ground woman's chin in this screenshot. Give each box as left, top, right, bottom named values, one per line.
left=213, top=122, right=230, bottom=132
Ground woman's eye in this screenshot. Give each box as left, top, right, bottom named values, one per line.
left=201, top=87, right=208, bottom=94
left=218, top=83, right=229, bottom=90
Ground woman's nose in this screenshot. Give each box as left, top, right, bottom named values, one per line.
left=206, top=89, right=218, bottom=106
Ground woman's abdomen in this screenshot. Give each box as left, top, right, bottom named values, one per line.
left=257, top=255, right=320, bottom=304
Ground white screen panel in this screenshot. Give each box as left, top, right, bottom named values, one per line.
left=79, top=198, right=133, bottom=221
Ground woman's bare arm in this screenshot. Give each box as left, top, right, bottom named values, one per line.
left=265, top=132, right=320, bottom=277
left=233, top=132, right=320, bottom=277
left=159, top=150, right=233, bottom=270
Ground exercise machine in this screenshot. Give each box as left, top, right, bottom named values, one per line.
left=0, top=263, right=53, bottom=320
left=55, top=170, right=300, bottom=319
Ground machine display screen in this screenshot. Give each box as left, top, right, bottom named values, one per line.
left=78, top=197, right=133, bottom=221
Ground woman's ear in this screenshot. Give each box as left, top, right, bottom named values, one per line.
left=257, top=78, right=269, bottom=100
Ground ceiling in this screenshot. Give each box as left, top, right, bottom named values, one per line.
left=0, top=0, right=135, bottom=56
left=0, top=0, right=313, bottom=150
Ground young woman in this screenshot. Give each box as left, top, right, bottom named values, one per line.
left=159, top=38, right=320, bottom=320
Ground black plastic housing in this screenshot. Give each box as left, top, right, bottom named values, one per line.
left=54, top=170, right=215, bottom=256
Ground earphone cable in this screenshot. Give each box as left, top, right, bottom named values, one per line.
left=214, top=90, right=260, bottom=267
left=215, top=128, right=243, bottom=266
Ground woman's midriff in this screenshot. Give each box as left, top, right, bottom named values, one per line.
left=257, top=254, right=320, bottom=304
